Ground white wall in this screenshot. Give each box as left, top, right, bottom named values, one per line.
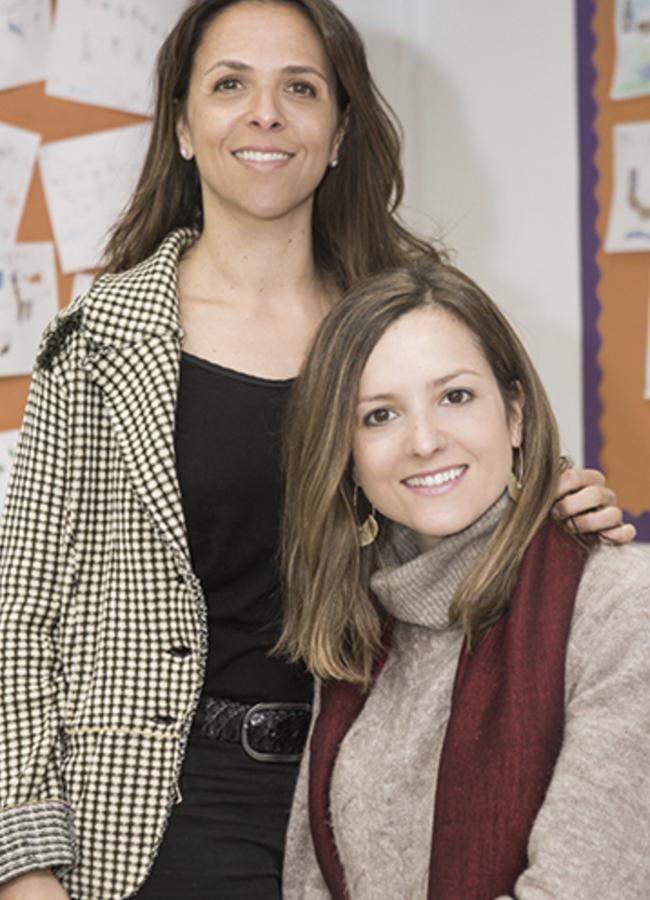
left=338, top=0, right=583, bottom=462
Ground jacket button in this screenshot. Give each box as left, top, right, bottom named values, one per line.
left=169, top=646, right=192, bottom=659
left=152, top=714, right=176, bottom=725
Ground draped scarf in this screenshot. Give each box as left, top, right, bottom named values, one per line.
left=308, top=521, right=588, bottom=899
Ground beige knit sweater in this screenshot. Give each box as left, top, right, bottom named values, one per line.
left=283, top=504, right=650, bottom=899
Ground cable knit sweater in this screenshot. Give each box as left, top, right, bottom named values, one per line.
left=283, top=503, right=650, bottom=899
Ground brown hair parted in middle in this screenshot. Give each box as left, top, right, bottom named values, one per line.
left=100, top=0, right=440, bottom=283
left=278, top=260, right=565, bottom=686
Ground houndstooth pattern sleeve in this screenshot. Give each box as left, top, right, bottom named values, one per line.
left=0, top=354, right=77, bottom=881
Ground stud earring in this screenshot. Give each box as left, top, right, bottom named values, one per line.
left=329, top=158, right=339, bottom=168
left=353, top=484, right=378, bottom=547
left=180, top=146, right=192, bottom=160
left=507, top=446, right=525, bottom=503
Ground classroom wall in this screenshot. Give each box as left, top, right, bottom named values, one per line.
left=339, top=0, right=584, bottom=462
left=0, top=0, right=616, bottom=473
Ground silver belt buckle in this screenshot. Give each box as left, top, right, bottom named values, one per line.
left=241, top=701, right=312, bottom=763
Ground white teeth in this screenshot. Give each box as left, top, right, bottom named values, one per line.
left=234, top=150, right=292, bottom=161
left=405, top=466, right=465, bottom=488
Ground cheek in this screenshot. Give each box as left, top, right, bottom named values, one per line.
left=303, top=110, right=339, bottom=149
left=352, top=436, right=396, bottom=499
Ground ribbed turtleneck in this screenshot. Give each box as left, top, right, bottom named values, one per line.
left=371, top=493, right=510, bottom=629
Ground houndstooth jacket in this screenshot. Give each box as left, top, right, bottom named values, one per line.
left=0, top=229, right=209, bottom=899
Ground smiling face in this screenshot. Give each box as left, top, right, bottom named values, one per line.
left=353, top=307, right=523, bottom=550
left=176, top=1, right=344, bottom=226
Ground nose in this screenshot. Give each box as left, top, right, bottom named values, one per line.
left=406, top=412, right=447, bottom=458
left=247, top=86, right=285, bottom=130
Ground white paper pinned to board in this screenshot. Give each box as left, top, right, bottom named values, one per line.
left=0, top=242, right=59, bottom=377
left=39, top=123, right=151, bottom=274
left=611, top=0, right=650, bottom=100
left=0, top=122, right=41, bottom=246
left=0, top=427, right=19, bottom=516
left=605, top=121, right=650, bottom=254
left=45, top=0, right=187, bottom=116
left=0, top=0, right=50, bottom=90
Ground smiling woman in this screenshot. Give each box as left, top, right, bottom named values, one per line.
left=174, top=2, right=344, bottom=225
left=279, top=261, right=650, bottom=899
left=353, top=307, right=524, bottom=548
left=0, top=2, right=445, bottom=897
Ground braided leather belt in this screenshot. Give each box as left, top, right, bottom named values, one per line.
left=193, top=695, right=312, bottom=763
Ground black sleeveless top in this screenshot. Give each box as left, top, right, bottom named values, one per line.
left=174, top=352, right=312, bottom=703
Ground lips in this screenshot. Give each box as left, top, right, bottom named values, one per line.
left=403, top=465, right=467, bottom=488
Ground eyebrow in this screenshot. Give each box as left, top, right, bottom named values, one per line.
left=357, top=369, right=482, bottom=405
left=204, top=60, right=329, bottom=83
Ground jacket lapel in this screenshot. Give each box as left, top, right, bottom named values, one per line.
left=79, top=229, right=198, bottom=570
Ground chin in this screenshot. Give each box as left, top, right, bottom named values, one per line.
left=414, top=509, right=482, bottom=541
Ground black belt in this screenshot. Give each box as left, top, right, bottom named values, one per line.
left=192, top=695, right=312, bottom=763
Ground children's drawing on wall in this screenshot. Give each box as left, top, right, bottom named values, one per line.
left=46, top=0, right=187, bottom=115
left=39, top=122, right=151, bottom=273
left=0, top=428, right=19, bottom=515
left=605, top=120, right=650, bottom=253
left=0, top=122, right=41, bottom=245
left=612, top=0, right=650, bottom=99
left=0, top=0, right=50, bottom=91
left=0, top=242, right=58, bottom=377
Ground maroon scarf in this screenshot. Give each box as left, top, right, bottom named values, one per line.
left=309, top=521, right=588, bottom=899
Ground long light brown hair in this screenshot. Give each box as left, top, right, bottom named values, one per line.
left=279, top=261, right=567, bottom=686
left=100, top=0, right=439, bottom=283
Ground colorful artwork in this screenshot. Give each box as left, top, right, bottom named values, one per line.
left=611, top=0, right=650, bottom=99
left=0, top=242, right=59, bottom=377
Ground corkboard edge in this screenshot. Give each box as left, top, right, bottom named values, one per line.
left=576, top=0, right=650, bottom=539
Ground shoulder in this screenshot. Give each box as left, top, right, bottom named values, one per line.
left=567, top=542, right=650, bottom=689
left=35, top=293, right=87, bottom=372
left=36, top=228, right=198, bottom=372
left=576, top=542, right=650, bottom=619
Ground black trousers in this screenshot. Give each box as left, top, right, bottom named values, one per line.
left=130, top=734, right=300, bottom=899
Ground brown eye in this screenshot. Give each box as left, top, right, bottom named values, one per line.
left=442, top=389, right=472, bottom=406
left=288, top=81, right=317, bottom=97
left=363, top=408, right=396, bottom=427
left=214, top=77, right=242, bottom=92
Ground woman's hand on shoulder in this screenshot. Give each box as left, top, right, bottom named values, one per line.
left=0, top=871, right=70, bottom=899
left=553, top=467, right=636, bottom=544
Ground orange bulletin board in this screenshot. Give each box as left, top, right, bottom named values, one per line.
left=577, top=0, right=650, bottom=539
left=0, top=0, right=147, bottom=433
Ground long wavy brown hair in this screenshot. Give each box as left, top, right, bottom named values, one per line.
left=278, top=261, right=566, bottom=686
left=100, top=0, right=440, bottom=284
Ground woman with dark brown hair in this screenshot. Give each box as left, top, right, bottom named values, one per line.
left=280, top=262, right=650, bottom=899
left=0, top=1, right=632, bottom=899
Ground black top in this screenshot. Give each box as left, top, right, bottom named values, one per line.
left=174, top=352, right=312, bottom=703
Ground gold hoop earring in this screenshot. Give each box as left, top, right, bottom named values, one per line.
left=507, top=446, right=525, bottom=503
left=353, top=484, right=378, bottom=547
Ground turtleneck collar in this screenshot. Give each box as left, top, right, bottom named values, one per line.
left=370, top=493, right=510, bottom=630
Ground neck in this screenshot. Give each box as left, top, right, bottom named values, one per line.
left=186, top=201, right=329, bottom=314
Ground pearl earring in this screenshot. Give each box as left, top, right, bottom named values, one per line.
left=329, top=158, right=339, bottom=168
left=180, top=146, right=191, bottom=160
